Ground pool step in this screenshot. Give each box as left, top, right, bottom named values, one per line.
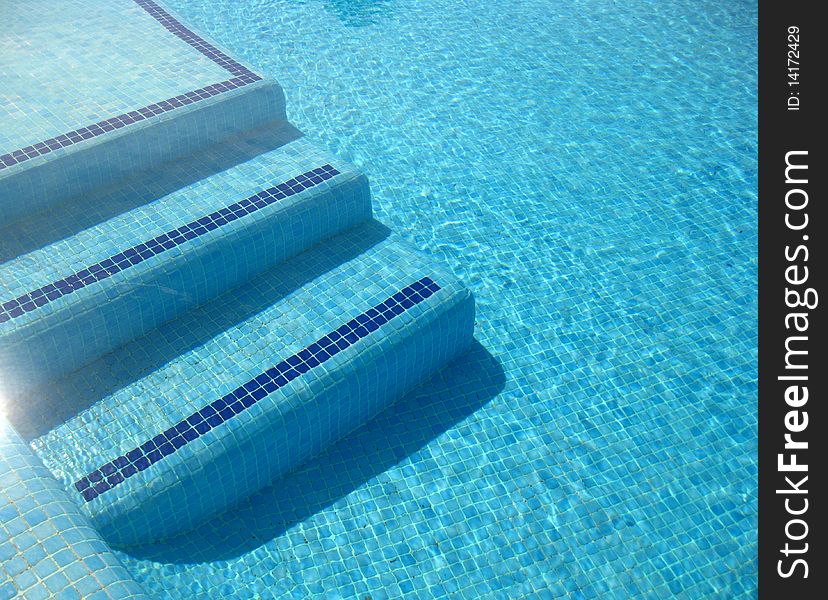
left=0, top=418, right=148, bottom=599
left=29, top=225, right=475, bottom=547
left=0, top=0, right=286, bottom=225
left=0, top=123, right=371, bottom=399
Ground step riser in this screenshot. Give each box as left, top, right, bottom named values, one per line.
left=87, top=285, right=473, bottom=546
left=0, top=173, right=370, bottom=398
left=0, top=82, right=286, bottom=225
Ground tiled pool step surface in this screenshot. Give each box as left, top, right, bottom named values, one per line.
left=0, top=418, right=147, bottom=599
left=1, top=0, right=476, bottom=593
left=0, top=0, right=285, bottom=225
left=29, top=228, right=474, bottom=546
left=0, top=125, right=371, bottom=399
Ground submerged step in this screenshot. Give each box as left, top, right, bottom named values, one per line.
left=0, top=417, right=148, bottom=599
left=0, top=125, right=371, bottom=398
left=0, top=0, right=285, bottom=224
left=28, top=226, right=475, bottom=546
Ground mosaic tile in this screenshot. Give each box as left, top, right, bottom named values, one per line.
left=0, top=127, right=370, bottom=404
left=0, top=0, right=260, bottom=172
left=0, top=418, right=147, bottom=599
left=114, top=0, right=758, bottom=596
left=3, top=0, right=757, bottom=595
left=0, top=165, right=339, bottom=325
left=0, top=0, right=285, bottom=226
left=74, top=276, right=441, bottom=503
left=30, top=227, right=473, bottom=546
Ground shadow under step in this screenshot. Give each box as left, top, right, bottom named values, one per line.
left=29, top=225, right=475, bottom=547
left=0, top=124, right=371, bottom=398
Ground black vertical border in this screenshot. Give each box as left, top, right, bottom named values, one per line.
left=759, top=0, right=824, bottom=597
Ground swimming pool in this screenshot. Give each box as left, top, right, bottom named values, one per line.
left=113, top=0, right=757, bottom=596
left=1, top=0, right=757, bottom=597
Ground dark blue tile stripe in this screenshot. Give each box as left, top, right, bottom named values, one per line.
left=133, top=0, right=257, bottom=79
left=0, top=0, right=263, bottom=171
left=0, top=165, right=340, bottom=324
left=73, top=277, right=443, bottom=502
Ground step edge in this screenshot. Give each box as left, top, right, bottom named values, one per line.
left=81, top=280, right=474, bottom=544
left=0, top=79, right=287, bottom=226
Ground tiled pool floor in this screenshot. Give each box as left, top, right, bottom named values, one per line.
left=112, top=0, right=758, bottom=598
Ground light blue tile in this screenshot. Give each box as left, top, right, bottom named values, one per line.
left=0, top=420, right=148, bottom=599
left=2, top=0, right=756, bottom=597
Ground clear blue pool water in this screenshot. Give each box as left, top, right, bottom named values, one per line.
left=119, top=0, right=758, bottom=597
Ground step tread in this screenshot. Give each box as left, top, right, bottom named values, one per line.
left=0, top=123, right=371, bottom=397
left=0, top=0, right=286, bottom=225
left=0, top=0, right=262, bottom=173
left=0, top=124, right=357, bottom=323
left=28, top=227, right=473, bottom=544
